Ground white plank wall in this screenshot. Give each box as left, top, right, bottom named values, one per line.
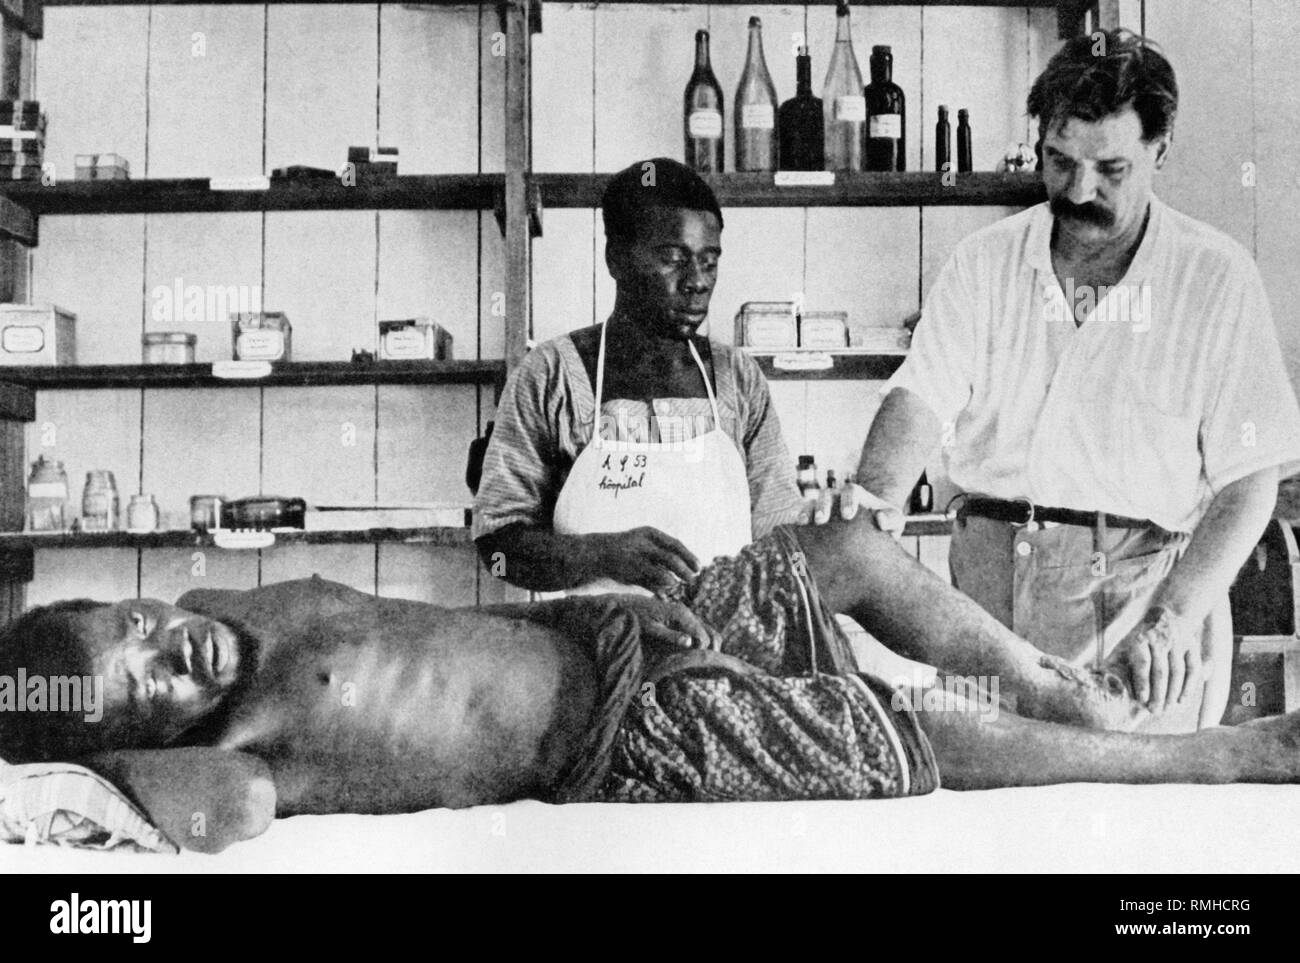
left=22, top=1, right=1299, bottom=604
left=26, top=4, right=502, bottom=607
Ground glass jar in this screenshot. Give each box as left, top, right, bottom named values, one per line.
left=81, top=470, right=119, bottom=532
left=26, top=455, right=69, bottom=532
left=126, top=494, right=159, bottom=533
left=142, top=331, right=197, bottom=365
left=189, top=494, right=225, bottom=532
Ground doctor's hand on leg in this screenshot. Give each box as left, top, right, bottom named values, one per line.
left=803, top=481, right=906, bottom=539
left=1105, top=605, right=1202, bottom=714
left=610, top=594, right=722, bottom=651
left=583, top=527, right=700, bottom=592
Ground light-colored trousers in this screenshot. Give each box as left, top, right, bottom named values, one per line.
left=949, top=515, right=1233, bottom=732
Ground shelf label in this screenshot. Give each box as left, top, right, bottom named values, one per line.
left=213, top=529, right=276, bottom=550
left=772, top=351, right=834, bottom=371
left=1, top=325, right=44, bottom=353
left=209, top=175, right=271, bottom=191
left=212, top=360, right=272, bottom=379
left=774, top=171, right=834, bottom=187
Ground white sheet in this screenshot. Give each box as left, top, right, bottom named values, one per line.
left=5, top=784, right=1299, bottom=873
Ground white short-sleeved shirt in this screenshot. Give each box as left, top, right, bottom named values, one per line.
left=889, top=197, right=1300, bottom=533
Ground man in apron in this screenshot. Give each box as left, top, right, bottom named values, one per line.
left=474, top=158, right=802, bottom=596
left=840, top=31, right=1300, bottom=734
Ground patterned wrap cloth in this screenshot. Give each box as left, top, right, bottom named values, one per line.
left=549, top=527, right=939, bottom=804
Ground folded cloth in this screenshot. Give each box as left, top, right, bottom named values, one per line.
left=547, top=527, right=939, bottom=804
left=0, top=758, right=177, bottom=854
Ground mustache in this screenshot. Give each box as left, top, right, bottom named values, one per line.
left=1050, top=195, right=1116, bottom=227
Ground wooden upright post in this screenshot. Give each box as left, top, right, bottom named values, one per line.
left=502, top=0, right=532, bottom=369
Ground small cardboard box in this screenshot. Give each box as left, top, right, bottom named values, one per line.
left=379, top=318, right=453, bottom=360
left=734, top=301, right=798, bottom=348
left=0, top=303, right=75, bottom=366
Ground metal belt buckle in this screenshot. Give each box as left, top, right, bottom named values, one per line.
left=1008, top=495, right=1037, bottom=530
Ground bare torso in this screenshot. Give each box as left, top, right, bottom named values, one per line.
left=176, top=579, right=597, bottom=814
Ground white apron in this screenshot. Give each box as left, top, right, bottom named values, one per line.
left=552, top=320, right=753, bottom=596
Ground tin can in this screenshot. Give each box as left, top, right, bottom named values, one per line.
left=231, top=312, right=292, bottom=361
left=81, top=470, right=119, bottom=532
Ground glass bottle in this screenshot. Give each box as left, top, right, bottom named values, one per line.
left=127, top=494, right=160, bottom=533
left=684, top=29, right=725, bottom=173
left=935, top=105, right=951, bottom=173
left=957, top=108, right=973, bottom=172
left=822, top=0, right=865, bottom=171
left=864, top=45, right=905, bottom=171
left=778, top=46, right=824, bottom=171
left=909, top=470, right=933, bottom=514
left=26, top=455, right=69, bottom=532
left=796, top=455, right=818, bottom=500
left=735, top=17, right=778, bottom=172
left=81, top=470, right=119, bottom=532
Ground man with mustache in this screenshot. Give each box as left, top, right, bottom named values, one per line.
left=474, top=158, right=802, bottom=596
left=843, top=30, right=1300, bottom=733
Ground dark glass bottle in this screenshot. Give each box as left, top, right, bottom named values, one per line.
left=735, top=17, right=778, bottom=172
left=957, top=108, right=972, bottom=172
left=778, top=46, right=824, bottom=171
left=864, top=45, right=905, bottom=171
left=908, top=470, right=933, bottom=514
left=684, top=30, right=725, bottom=173
left=934, top=105, right=951, bottom=173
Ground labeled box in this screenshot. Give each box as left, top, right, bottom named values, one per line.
left=378, top=318, right=453, bottom=360
left=231, top=311, right=291, bottom=362
left=735, top=301, right=798, bottom=349
left=0, top=303, right=75, bottom=366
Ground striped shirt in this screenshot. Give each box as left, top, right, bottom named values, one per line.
left=474, top=328, right=802, bottom=542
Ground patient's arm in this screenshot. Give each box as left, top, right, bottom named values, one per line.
left=83, top=748, right=275, bottom=854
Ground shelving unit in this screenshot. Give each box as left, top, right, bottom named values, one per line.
left=0, top=359, right=504, bottom=391
left=536, top=170, right=1045, bottom=210
left=0, top=526, right=473, bottom=551
left=0, top=0, right=1109, bottom=617
left=743, top=349, right=906, bottom=381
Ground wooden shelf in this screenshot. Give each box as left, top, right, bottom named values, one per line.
left=0, top=174, right=502, bottom=217
left=0, top=359, right=505, bottom=391
left=745, top=350, right=906, bottom=381
left=536, top=171, right=1045, bottom=210
left=0, top=526, right=473, bottom=551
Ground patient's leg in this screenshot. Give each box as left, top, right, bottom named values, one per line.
left=786, top=517, right=1149, bottom=732
left=917, top=694, right=1300, bottom=789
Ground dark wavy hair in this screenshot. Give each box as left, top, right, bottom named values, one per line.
left=1027, top=29, right=1178, bottom=142
left=0, top=599, right=109, bottom=762
left=602, top=157, right=724, bottom=244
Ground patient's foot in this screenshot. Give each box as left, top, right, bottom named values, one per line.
left=1015, top=655, right=1150, bottom=732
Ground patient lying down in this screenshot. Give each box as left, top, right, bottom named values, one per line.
left=2, top=516, right=1298, bottom=854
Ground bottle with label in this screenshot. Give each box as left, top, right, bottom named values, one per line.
left=822, top=0, right=865, bottom=171
left=684, top=29, right=725, bottom=173
left=26, top=455, right=69, bottom=532
left=935, top=105, right=951, bottom=173
left=735, top=17, right=778, bottom=172
left=796, top=455, right=819, bottom=500
left=778, top=46, right=824, bottom=171
left=908, top=470, right=933, bottom=514
left=864, top=45, right=905, bottom=171
left=957, top=108, right=973, bottom=172
left=81, top=469, right=119, bottom=532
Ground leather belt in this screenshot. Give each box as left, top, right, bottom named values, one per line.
left=956, top=495, right=1157, bottom=532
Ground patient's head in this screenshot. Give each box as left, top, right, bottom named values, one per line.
left=0, top=598, right=244, bottom=762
